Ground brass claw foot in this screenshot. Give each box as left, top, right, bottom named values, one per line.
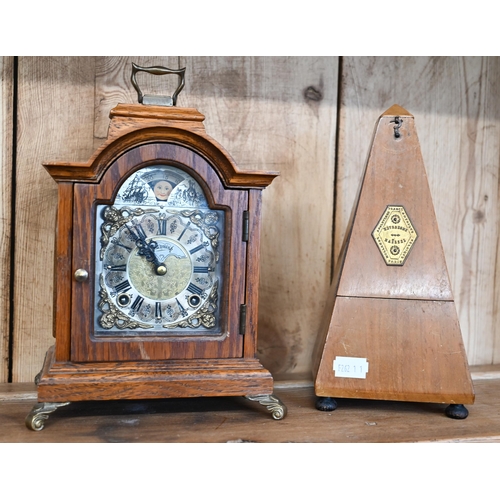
left=25, top=402, right=71, bottom=431
left=245, top=394, right=287, bottom=420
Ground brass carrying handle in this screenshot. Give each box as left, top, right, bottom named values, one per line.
left=131, top=62, right=186, bottom=106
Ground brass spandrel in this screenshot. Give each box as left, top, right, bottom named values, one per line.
left=372, top=205, right=417, bottom=266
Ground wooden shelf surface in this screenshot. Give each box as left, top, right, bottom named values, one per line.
left=1, top=366, right=499, bottom=443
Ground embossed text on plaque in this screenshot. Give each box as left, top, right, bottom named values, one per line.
left=372, top=205, right=417, bottom=266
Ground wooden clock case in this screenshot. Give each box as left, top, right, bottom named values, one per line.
left=26, top=102, right=287, bottom=429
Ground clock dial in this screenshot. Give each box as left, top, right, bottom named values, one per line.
left=95, top=165, right=224, bottom=336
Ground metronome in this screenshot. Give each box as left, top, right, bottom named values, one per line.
left=312, top=104, right=474, bottom=419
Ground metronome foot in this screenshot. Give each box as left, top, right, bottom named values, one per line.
left=444, top=404, right=469, bottom=419
left=315, top=397, right=338, bottom=412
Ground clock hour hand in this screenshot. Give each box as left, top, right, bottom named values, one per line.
left=127, top=224, right=167, bottom=276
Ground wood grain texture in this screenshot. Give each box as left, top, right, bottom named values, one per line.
left=336, top=57, right=500, bottom=366
left=180, top=57, right=339, bottom=376
left=45, top=104, right=278, bottom=187
left=53, top=183, right=73, bottom=361
left=37, top=346, right=273, bottom=402
left=314, top=106, right=473, bottom=404
left=3, top=376, right=500, bottom=442
left=244, top=189, right=263, bottom=358
left=93, top=57, right=181, bottom=151
left=337, top=108, right=453, bottom=300
left=12, top=57, right=96, bottom=382
left=0, top=57, right=13, bottom=383
left=10, top=56, right=500, bottom=384
left=314, top=297, right=474, bottom=403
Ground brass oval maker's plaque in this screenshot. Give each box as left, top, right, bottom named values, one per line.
left=372, top=205, right=417, bottom=266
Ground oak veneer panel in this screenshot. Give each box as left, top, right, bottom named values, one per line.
left=244, top=189, right=264, bottom=358
left=0, top=57, right=14, bottom=383
left=53, top=183, right=73, bottom=361
left=37, top=347, right=273, bottom=402
left=181, top=56, right=339, bottom=376
left=337, top=57, right=500, bottom=365
left=12, top=57, right=96, bottom=382
left=314, top=296, right=473, bottom=403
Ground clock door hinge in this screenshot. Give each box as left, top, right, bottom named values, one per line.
left=242, top=211, right=249, bottom=242
left=239, top=304, right=247, bottom=335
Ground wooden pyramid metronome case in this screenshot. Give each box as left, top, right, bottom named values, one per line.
left=312, top=104, right=474, bottom=409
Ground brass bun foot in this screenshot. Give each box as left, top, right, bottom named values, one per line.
left=25, top=402, right=71, bottom=431
left=245, top=394, right=287, bottom=420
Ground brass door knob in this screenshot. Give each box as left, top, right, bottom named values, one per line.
left=74, top=269, right=89, bottom=282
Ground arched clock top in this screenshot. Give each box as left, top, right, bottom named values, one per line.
left=43, top=104, right=279, bottom=189
left=114, top=164, right=209, bottom=209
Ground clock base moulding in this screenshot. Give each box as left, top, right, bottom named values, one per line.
left=37, top=346, right=275, bottom=401
left=26, top=347, right=286, bottom=431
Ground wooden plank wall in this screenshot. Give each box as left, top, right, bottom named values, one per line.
left=0, top=57, right=13, bottom=383
left=13, top=57, right=96, bottom=382
left=1, top=56, right=499, bottom=383
left=180, top=57, right=338, bottom=375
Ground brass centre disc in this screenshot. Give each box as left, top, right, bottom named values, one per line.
left=128, top=238, right=191, bottom=300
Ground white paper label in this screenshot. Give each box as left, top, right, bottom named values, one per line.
left=333, top=356, right=369, bottom=379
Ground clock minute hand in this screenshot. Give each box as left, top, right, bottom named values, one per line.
left=127, top=224, right=167, bottom=276
left=136, top=238, right=168, bottom=276
left=135, top=238, right=159, bottom=263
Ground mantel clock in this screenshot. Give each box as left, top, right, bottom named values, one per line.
left=26, top=64, right=287, bottom=430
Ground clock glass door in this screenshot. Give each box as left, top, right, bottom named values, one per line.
left=70, top=143, right=247, bottom=363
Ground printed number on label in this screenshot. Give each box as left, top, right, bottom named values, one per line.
left=333, top=356, right=369, bottom=379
